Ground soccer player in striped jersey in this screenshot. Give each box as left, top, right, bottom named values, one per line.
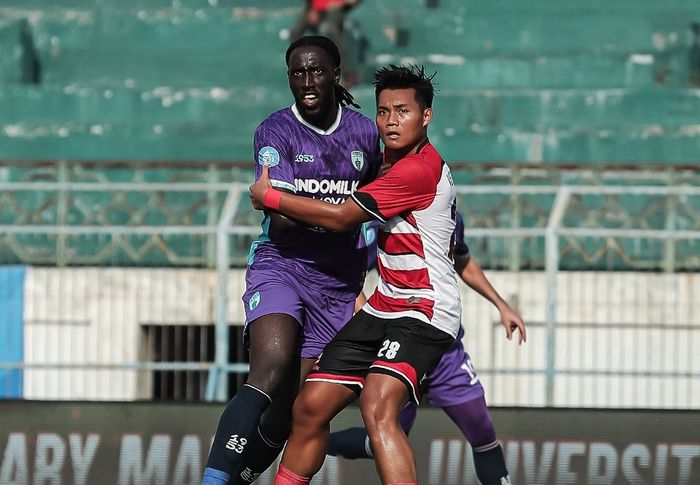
left=250, top=64, right=478, bottom=485
left=328, top=215, right=526, bottom=485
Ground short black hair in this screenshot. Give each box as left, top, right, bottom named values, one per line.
left=373, top=64, right=437, bottom=109
left=285, top=35, right=359, bottom=109
left=285, top=35, right=340, bottom=67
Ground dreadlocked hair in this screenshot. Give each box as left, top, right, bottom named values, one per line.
left=336, top=84, right=361, bottom=109
left=286, top=35, right=361, bottom=109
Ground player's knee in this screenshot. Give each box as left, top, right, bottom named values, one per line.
left=359, top=388, right=398, bottom=433
left=247, top=353, right=295, bottom=393
left=291, top=390, right=327, bottom=432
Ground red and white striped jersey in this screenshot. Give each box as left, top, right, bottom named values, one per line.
left=351, top=141, right=461, bottom=338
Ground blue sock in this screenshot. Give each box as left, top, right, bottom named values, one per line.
left=202, top=468, right=231, bottom=485
left=327, top=427, right=373, bottom=459
left=203, top=384, right=271, bottom=485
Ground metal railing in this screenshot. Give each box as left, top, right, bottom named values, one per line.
left=1, top=176, right=699, bottom=407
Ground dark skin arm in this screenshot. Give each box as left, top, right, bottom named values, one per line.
left=266, top=189, right=309, bottom=231
left=250, top=164, right=371, bottom=231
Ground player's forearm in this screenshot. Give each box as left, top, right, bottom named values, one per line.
left=269, top=190, right=354, bottom=232
left=459, top=258, right=508, bottom=310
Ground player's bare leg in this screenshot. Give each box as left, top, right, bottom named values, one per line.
left=360, top=373, right=416, bottom=484
left=275, top=381, right=356, bottom=481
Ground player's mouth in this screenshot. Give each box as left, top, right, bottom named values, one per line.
left=300, top=92, right=320, bottom=108
left=385, top=131, right=400, bottom=140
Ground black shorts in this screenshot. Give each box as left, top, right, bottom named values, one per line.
left=306, top=310, right=455, bottom=403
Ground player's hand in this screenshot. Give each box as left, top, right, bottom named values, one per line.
left=499, top=305, right=526, bottom=345
left=249, top=163, right=272, bottom=210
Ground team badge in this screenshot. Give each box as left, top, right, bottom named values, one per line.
left=249, top=291, right=261, bottom=311
left=350, top=150, right=364, bottom=171
left=258, top=146, right=280, bottom=167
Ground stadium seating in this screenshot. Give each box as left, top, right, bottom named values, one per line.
left=0, top=0, right=698, bottom=162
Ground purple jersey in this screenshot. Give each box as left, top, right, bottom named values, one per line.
left=453, top=210, right=469, bottom=259
left=249, top=104, right=382, bottom=298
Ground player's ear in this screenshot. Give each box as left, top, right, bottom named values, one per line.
left=422, top=107, right=432, bottom=128
left=333, top=66, right=341, bottom=84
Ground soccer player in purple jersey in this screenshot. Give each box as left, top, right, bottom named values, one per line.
left=329, top=212, right=526, bottom=485
left=202, top=35, right=381, bottom=485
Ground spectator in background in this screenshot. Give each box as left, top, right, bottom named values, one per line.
left=288, top=0, right=361, bottom=87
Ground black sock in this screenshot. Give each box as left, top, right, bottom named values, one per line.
left=327, top=427, right=372, bottom=459
left=231, top=426, right=284, bottom=484
left=204, top=385, right=272, bottom=481
left=473, top=443, right=510, bottom=485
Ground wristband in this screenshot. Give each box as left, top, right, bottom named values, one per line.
left=263, top=188, right=282, bottom=210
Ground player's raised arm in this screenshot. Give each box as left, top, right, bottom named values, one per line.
left=250, top=163, right=370, bottom=231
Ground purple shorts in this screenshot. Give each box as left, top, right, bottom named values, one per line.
left=425, top=328, right=484, bottom=407
left=242, top=267, right=355, bottom=359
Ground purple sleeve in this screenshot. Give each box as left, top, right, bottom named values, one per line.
left=253, top=122, right=296, bottom=193
left=359, top=220, right=380, bottom=270
left=454, top=210, right=470, bottom=257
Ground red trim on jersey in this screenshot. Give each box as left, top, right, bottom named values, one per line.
left=378, top=230, right=425, bottom=258
left=403, top=213, right=419, bottom=229
left=306, top=372, right=365, bottom=386
left=371, top=360, right=419, bottom=389
left=377, top=258, right=432, bottom=290
left=368, top=292, right=435, bottom=320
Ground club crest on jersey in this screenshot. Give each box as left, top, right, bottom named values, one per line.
left=350, top=150, right=364, bottom=171
left=258, top=146, right=280, bottom=167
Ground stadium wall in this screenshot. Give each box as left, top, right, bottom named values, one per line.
left=0, top=402, right=698, bottom=485
left=13, top=268, right=700, bottom=408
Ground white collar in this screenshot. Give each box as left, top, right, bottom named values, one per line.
left=291, top=103, right=342, bottom=135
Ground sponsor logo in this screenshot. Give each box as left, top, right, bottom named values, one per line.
left=294, top=154, right=315, bottom=163
left=311, top=354, right=323, bottom=372
left=258, top=146, right=280, bottom=167
left=351, top=150, right=364, bottom=171
left=248, top=291, right=261, bottom=311
left=240, top=467, right=261, bottom=483
left=294, top=179, right=359, bottom=195
left=225, top=434, right=247, bottom=454
left=408, top=296, right=422, bottom=304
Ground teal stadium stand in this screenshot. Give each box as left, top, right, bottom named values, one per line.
left=0, top=0, right=698, bottom=162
